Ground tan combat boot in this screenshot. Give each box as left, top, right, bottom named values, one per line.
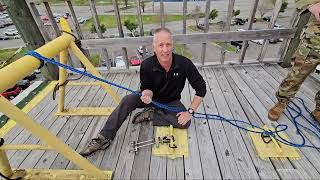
left=268, top=102, right=287, bottom=121
left=312, top=104, right=320, bottom=124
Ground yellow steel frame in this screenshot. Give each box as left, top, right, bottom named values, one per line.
left=55, top=18, right=120, bottom=116
left=0, top=18, right=116, bottom=179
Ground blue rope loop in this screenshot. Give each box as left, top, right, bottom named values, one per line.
left=25, top=50, right=320, bottom=150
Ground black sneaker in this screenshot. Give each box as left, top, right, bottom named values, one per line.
left=79, top=134, right=111, bottom=157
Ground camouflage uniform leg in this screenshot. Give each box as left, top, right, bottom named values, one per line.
left=276, top=55, right=318, bottom=103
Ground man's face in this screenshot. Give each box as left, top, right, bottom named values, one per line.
left=153, top=31, right=173, bottom=63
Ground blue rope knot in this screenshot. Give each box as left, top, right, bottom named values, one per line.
left=24, top=50, right=320, bottom=150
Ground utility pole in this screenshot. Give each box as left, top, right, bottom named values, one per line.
left=1, top=0, right=59, bottom=80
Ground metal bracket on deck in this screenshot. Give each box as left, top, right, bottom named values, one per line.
left=129, top=135, right=177, bottom=153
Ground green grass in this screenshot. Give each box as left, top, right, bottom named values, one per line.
left=83, top=15, right=184, bottom=31
left=0, top=81, right=50, bottom=128
left=90, top=53, right=100, bottom=67
left=188, top=25, right=199, bottom=32
left=0, top=47, right=28, bottom=69
left=214, top=42, right=237, bottom=52
left=174, top=44, right=193, bottom=59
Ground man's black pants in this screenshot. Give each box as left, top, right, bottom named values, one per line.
left=99, top=93, right=191, bottom=140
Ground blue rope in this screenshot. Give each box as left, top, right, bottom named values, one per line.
left=25, top=50, right=320, bottom=150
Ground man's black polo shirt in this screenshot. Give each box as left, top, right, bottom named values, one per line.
left=140, top=53, right=206, bottom=103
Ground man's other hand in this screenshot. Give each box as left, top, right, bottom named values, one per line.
left=176, top=111, right=192, bottom=126
left=141, top=90, right=153, bottom=104
left=309, top=2, right=320, bottom=22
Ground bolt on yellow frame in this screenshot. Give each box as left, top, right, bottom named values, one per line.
left=0, top=18, right=116, bottom=179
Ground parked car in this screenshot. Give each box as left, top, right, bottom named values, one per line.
left=231, top=41, right=249, bottom=52
left=129, top=56, right=141, bottom=66
left=251, top=39, right=264, bottom=45
left=197, top=23, right=205, bottom=30
left=137, top=46, right=148, bottom=56
left=1, top=85, right=21, bottom=100
left=4, top=29, right=18, bottom=36
left=274, top=23, right=284, bottom=29
left=77, top=17, right=87, bottom=24
left=41, top=15, right=49, bottom=21
left=245, top=17, right=257, bottom=23
left=231, top=18, right=246, bottom=25
left=0, top=36, right=9, bottom=40
left=17, top=79, right=30, bottom=90
left=115, top=56, right=125, bottom=67
left=262, top=16, right=271, bottom=22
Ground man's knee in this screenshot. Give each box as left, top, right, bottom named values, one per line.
left=120, top=93, right=140, bottom=106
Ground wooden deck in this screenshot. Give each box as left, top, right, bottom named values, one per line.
left=3, top=64, right=320, bottom=179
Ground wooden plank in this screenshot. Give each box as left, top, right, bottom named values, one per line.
left=200, top=0, right=211, bottom=65
left=184, top=74, right=215, bottom=179
left=28, top=2, right=50, bottom=41
left=228, top=66, right=320, bottom=178
left=43, top=1, right=60, bottom=37
left=239, top=0, right=259, bottom=63
left=91, top=74, right=138, bottom=173
left=202, top=68, right=240, bottom=179
left=48, top=74, right=123, bottom=169
left=220, top=0, right=235, bottom=64
left=222, top=67, right=280, bottom=179
left=257, top=0, right=282, bottom=62
left=160, top=0, right=164, bottom=28
left=81, top=29, right=295, bottom=49
left=277, top=169, right=312, bottom=179
left=212, top=68, right=261, bottom=179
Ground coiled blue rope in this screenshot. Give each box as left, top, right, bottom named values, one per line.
left=25, top=51, right=320, bottom=150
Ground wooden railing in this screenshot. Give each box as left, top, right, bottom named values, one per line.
left=25, top=0, right=298, bottom=71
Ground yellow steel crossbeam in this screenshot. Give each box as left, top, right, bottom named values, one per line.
left=0, top=96, right=108, bottom=179
left=0, top=81, right=56, bottom=138
left=69, top=42, right=120, bottom=104
left=56, top=107, right=115, bottom=116
left=11, top=169, right=112, bottom=180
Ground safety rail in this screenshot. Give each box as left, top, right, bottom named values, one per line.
left=24, top=0, right=298, bottom=70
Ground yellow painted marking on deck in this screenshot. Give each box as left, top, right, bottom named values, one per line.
left=153, top=126, right=188, bottom=159
left=56, top=107, right=115, bottom=116
left=0, top=81, right=56, bottom=137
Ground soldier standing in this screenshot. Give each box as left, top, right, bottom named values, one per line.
left=268, top=0, right=320, bottom=122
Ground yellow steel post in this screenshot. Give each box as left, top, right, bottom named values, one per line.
left=0, top=149, right=13, bottom=178
left=58, top=49, right=68, bottom=113
left=0, top=34, right=74, bottom=94
left=70, top=42, right=121, bottom=104
left=0, top=96, right=108, bottom=179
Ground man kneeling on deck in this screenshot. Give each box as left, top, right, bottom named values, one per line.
left=80, top=27, right=206, bottom=157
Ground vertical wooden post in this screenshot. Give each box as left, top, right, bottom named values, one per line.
left=28, top=2, right=51, bottom=42
left=43, top=1, right=60, bottom=37
left=280, top=11, right=310, bottom=67
left=200, top=0, right=211, bottom=65
left=182, top=0, right=187, bottom=56
left=136, top=0, right=146, bottom=59
left=220, top=0, right=234, bottom=64
left=257, top=0, right=282, bottom=62
left=239, top=0, right=259, bottom=63
left=89, top=0, right=111, bottom=69
left=112, top=0, right=129, bottom=69
left=160, top=0, right=164, bottom=28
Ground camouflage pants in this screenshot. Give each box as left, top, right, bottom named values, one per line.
left=277, top=15, right=320, bottom=106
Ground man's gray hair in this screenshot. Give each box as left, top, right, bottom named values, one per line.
left=153, top=27, right=172, bottom=35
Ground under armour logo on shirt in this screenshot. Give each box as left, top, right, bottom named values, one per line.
left=173, top=72, right=179, bottom=76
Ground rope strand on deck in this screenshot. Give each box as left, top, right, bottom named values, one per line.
left=25, top=51, right=320, bottom=150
